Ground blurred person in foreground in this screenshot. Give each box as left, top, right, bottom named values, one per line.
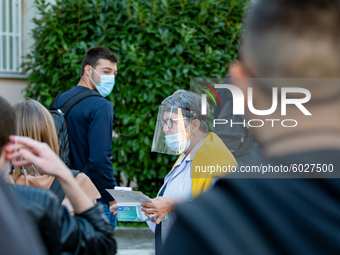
left=161, top=0, right=340, bottom=254
left=141, top=90, right=237, bottom=254
left=0, top=96, right=116, bottom=255
left=0, top=96, right=46, bottom=255
left=6, top=99, right=100, bottom=215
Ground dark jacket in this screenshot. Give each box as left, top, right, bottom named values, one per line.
left=11, top=185, right=117, bottom=255
left=0, top=178, right=46, bottom=255
left=56, top=86, right=117, bottom=203
left=161, top=150, right=340, bottom=255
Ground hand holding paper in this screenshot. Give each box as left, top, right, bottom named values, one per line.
left=141, top=197, right=180, bottom=224
left=106, top=189, right=160, bottom=221
left=111, top=204, right=118, bottom=218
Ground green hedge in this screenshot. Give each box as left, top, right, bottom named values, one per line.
left=24, top=0, right=249, bottom=197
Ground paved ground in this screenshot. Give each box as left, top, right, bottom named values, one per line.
left=115, top=227, right=155, bottom=255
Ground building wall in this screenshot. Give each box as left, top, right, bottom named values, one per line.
left=0, top=0, right=37, bottom=104
left=0, top=79, right=27, bottom=104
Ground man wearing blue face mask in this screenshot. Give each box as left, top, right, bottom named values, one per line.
left=55, top=46, right=119, bottom=228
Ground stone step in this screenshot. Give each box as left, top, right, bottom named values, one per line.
left=116, top=249, right=155, bottom=255
left=114, top=227, right=154, bottom=239
left=115, top=227, right=155, bottom=254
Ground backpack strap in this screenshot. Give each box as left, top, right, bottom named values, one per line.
left=49, top=170, right=80, bottom=204
left=51, top=88, right=129, bottom=138
left=51, top=90, right=102, bottom=117
left=50, top=89, right=129, bottom=173
left=50, top=93, right=63, bottom=110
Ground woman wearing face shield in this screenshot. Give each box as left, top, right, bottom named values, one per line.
left=141, top=90, right=237, bottom=254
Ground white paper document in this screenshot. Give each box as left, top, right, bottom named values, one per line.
left=106, top=189, right=152, bottom=221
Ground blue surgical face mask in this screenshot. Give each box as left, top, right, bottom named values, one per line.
left=89, top=66, right=115, bottom=97
left=165, top=131, right=191, bottom=153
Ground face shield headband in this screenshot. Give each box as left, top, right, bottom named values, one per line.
left=151, top=106, right=206, bottom=155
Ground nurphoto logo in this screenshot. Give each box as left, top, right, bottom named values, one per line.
left=197, top=81, right=312, bottom=128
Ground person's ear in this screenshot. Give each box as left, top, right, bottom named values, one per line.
left=229, top=62, right=256, bottom=110
left=84, top=65, right=92, bottom=77
left=190, top=119, right=200, bottom=135
left=230, top=61, right=249, bottom=79
left=229, top=62, right=250, bottom=96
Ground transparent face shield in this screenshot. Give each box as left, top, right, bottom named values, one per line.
left=151, top=106, right=192, bottom=155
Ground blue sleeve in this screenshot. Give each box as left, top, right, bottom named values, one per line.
left=88, top=100, right=117, bottom=203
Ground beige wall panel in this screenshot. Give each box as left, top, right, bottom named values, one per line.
left=0, top=79, right=27, bottom=104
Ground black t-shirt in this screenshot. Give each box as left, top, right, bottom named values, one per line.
left=161, top=150, right=340, bottom=255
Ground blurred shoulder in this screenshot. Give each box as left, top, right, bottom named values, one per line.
left=11, top=185, right=58, bottom=208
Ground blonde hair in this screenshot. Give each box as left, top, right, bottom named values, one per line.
left=12, top=99, right=59, bottom=180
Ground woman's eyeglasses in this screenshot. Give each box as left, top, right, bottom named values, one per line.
left=160, top=118, right=187, bottom=129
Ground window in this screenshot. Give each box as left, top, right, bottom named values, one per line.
left=0, top=0, right=22, bottom=73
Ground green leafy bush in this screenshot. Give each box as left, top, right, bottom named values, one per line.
left=24, top=0, right=249, bottom=197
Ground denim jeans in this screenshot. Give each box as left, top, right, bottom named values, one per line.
left=102, top=203, right=117, bottom=230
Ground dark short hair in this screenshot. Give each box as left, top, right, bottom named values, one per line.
left=0, top=96, right=16, bottom=154
left=241, top=0, right=340, bottom=77
left=81, top=47, right=119, bottom=76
